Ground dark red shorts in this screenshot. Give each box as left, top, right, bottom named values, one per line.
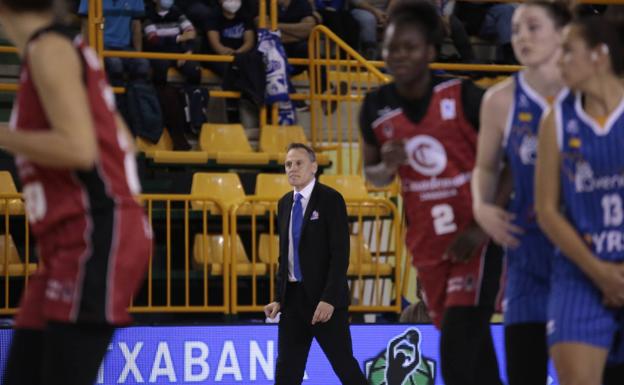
left=415, top=242, right=503, bottom=328
left=15, top=207, right=151, bottom=329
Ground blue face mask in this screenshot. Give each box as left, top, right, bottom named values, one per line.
left=159, top=0, right=174, bottom=9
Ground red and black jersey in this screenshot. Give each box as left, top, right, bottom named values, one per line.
left=9, top=25, right=142, bottom=237
left=360, top=76, right=485, bottom=267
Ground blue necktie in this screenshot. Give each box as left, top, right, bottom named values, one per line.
left=292, top=193, right=303, bottom=281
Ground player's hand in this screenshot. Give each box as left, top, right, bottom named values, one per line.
left=593, top=261, right=624, bottom=306
left=446, top=222, right=488, bottom=263
left=264, top=302, right=280, bottom=319
left=474, top=203, right=523, bottom=248
left=311, top=301, right=334, bottom=325
left=380, top=139, right=407, bottom=172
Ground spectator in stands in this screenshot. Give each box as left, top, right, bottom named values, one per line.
left=206, top=0, right=259, bottom=124
left=176, top=0, right=218, bottom=32
left=314, top=0, right=359, bottom=49
left=432, top=0, right=476, bottom=63
left=144, top=0, right=201, bottom=86
left=349, top=0, right=390, bottom=59
left=274, top=0, right=347, bottom=113
left=79, top=0, right=150, bottom=85
left=453, top=1, right=517, bottom=64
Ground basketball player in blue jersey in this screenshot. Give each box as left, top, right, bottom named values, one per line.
left=472, top=2, right=572, bottom=384
left=535, top=12, right=624, bottom=385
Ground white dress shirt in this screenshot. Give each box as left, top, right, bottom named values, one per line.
left=288, top=178, right=315, bottom=282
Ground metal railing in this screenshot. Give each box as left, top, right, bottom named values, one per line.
left=1, top=192, right=406, bottom=315
left=229, top=196, right=404, bottom=314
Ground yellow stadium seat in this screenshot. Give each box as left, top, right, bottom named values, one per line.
left=136, top=128, right=174, bottom=156
left=0, top=235, right=37, bottom=276
left=259, top=125, right=308, bottom=161
left=348, top=235, right=393, bottom=277
left=191, top=173, right=261, bottom=215
left=255, top=173, right=291, bottom=200
left=152, top=150, right=210, bottom=164
left=199, top=123, right=269, bottom=165
left=0, top=171, right=24, bottom=215
left=320, top=175, right=368, bottom=200
left=319, top=174, right=389, bottom=216
left=258, top=233, right=279, bottom=264
left=193, top=234, right=267, bottom=276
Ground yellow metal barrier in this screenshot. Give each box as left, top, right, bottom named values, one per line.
left=0, top=193, right=233, bottom=315
left=229, top=195, right=404, bottom=314
left=129, top=194, right=230, bottom=314
left=0, top=193, right=32, bottom=315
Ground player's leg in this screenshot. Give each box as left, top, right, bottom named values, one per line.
left=505, top=323, right=548, bottom=385
left=504, top=233, right=551, bottom=385
left=441, top=241, right=503, bottom=385
left=3, top=252, right=51, bottom=385
left=550, top=343, right=608, bottom=385
left=440, top=305, right=501, bottom=385
left=2, top=329, right=44, bottom=385
left=42, top=322, right=115, bottom=385
left=548, top=268, right=616, bottom=385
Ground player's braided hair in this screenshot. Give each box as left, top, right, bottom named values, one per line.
left=387, top=0, right=444, bottom=48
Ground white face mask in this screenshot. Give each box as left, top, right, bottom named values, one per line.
left=159, top=0, right=174, bottom=10
left=222, top=0, right=242, bottom=14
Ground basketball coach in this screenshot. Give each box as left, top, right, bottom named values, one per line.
left=264, top=143, right=367, bottom=385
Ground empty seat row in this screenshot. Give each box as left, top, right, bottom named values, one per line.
left=137, top=124, right=330, bottom=166
left=190, top=172, right=385, bottom=216
left=192, top=233, right=392, bottom=277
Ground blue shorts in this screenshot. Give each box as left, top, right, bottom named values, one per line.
left=548, top=256, right=624, bottom=361
left=503, top=231, right=552, bottom=325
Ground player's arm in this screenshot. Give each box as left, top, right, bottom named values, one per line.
left=360, top=93, right=405, bottom=187
left=535, top=111, right=624, bottom=305
left=0, top=35, right=97, bottom=170
left=472, top=81, right=522, bottom=247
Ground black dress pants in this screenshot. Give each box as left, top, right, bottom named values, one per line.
left=274, top=282, right=367, bottom=385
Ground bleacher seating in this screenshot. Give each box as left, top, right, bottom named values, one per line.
left=193, top=234, right=267, bottom=276
left=0, top=171, right=24, bottom=215
left=0, top=235, right=36, bottom=276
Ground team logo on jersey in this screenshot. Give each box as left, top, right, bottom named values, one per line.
left=364, top=328, right=436, bottom=385
left=519, top=112, right=533, bottom=122
left=568, top=137, right=582, bottom=149
left=382, top=123, right=394, bottom=138
left=440, top=99, right=456, bottom=120
left=566, top=119, right=579, bottom=134
left=519, top=135, right=538, bottom=165
left=572, top=161, right=624, bottom=193
left=405, top=135, right=448, bottom=176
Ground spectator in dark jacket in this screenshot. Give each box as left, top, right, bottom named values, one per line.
left=144, top=0, right=201, bottom=86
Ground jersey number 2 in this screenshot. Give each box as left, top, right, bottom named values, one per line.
left=432, top=204, right=457, bottom=235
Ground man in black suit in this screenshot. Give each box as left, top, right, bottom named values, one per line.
left=264, top=143, right=367, bottom=385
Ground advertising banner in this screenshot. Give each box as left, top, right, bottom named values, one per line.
left=0, top=324, right=558, bottom=384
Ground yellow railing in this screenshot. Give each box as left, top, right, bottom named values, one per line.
left=2, top=192, right=405, bottom=315
left=229, top=195, right=404, bottom=314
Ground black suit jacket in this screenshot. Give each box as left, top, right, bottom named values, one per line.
left=274, top=182, right=350, bottom=310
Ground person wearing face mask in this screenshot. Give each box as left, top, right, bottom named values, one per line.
left=143, top=0, right=201, bottom=150
left=144, top=0, right=200, bottom=86
left=205, top=0, right=257, bottom=123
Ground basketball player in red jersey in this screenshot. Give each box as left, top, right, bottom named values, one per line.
left=360, top=1, right=504, bottom=384
left=0, top=1, right=150, bottom=384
